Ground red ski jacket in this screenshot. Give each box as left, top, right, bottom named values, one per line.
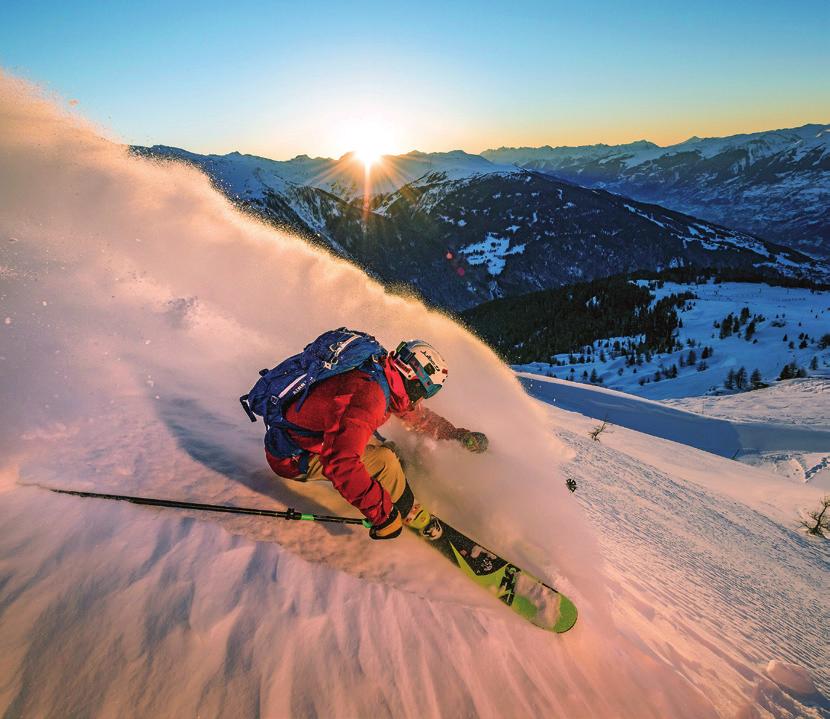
left=265, top=356, right=462, bottom=525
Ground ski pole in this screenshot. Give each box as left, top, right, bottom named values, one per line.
left=40, top=486, right=373, bottom=527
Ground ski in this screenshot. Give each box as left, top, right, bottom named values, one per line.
left=407, top=507, right=578, bottom=633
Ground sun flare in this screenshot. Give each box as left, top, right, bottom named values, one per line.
left=356, top=148, right=382, bottom=168
left=337, top=116, right=398, bottom=171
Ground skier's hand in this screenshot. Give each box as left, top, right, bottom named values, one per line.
left=369, top=507, right=403, bottom=540
left=458, top=430, right=489, bottom=454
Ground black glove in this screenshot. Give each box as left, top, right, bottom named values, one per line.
left=458, top=430, right=489, bottom=453
left=369, top=506, right=403, bottom=540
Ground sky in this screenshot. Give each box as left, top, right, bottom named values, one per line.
left=2, top=0, right=829, bottom=160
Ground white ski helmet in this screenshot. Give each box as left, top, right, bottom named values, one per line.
left=390, top=340, right=449, bottom=399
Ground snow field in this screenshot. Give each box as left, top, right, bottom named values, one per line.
left=547, top=405, right=830, bottom=716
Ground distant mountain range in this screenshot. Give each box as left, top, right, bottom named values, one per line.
left=140, top=145, right=507, bottom=202
left=482, top=124, right=830, bottom=258
left=134, top=143, right=826, bottom=310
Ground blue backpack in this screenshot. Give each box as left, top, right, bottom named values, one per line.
left=240, top=328, right=390, bottom=470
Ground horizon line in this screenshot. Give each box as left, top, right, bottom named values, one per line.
left=137, top=120, right=829, bottom=165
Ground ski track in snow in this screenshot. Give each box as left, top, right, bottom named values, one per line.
left=563, top=431, right=830, bottom=706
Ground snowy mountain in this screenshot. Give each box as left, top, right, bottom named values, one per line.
left=136, top=145, right=503, bottom=203
left=3, top=73, right=830, bottom=719
left=482, top=124, right=830, bottom=258
left=372, top=173, right=823, bottom=309
left=134, top=146, right=828, bottom=310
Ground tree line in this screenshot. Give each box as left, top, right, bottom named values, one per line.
left=459, top=274, right=693, bottom=364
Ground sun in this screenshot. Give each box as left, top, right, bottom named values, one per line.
left=355, top=147, right=382, bottom=168
left=338, top=117, right=397, bottom=171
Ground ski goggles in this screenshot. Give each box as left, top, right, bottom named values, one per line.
left=393, top=342, right=443, bottom=398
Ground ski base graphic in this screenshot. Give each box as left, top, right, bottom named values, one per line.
left=408, top=509, right=578, bottom=633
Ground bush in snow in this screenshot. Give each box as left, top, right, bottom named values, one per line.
left=800, top=496, right=830, bottom=538
left=819, top=333, right=830, bottom=350
left=589, top=418, right=612, bottom=442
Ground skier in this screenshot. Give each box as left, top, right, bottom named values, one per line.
left=262, top=338, right=489, bottom=540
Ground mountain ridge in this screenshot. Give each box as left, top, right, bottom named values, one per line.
left=481, top=123, right=830, bottom=257
left=133, top=144, right=828, bottom=310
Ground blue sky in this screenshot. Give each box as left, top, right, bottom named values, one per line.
left=2, top=0, right=828, bottom=158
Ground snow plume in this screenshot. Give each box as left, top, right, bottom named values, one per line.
left=0, top=70, right=591, bottom=580
left=0, top=72, right=717, bottom=718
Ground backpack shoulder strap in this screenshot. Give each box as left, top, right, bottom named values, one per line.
left=364, top=359, right=391, bottom=411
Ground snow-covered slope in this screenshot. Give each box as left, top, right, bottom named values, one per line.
left=519, top=373, right=830, bottom=490
left=2, top=73, right=828, bottom=718
left=665, top=378, right=830, bottom=489
left=516, top=280, right=830, bottom=400
left=483, top=125, right=830, bottom=257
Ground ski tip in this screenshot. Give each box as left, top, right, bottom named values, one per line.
left=553, top=594, right=578, bottom=633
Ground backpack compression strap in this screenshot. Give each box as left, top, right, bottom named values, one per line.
left=239, top=369, right=270, bottom=422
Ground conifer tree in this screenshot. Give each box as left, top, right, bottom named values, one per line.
left=735, top=366, right=748, bottom=390
left=779, top=362, right=797, bottom=380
